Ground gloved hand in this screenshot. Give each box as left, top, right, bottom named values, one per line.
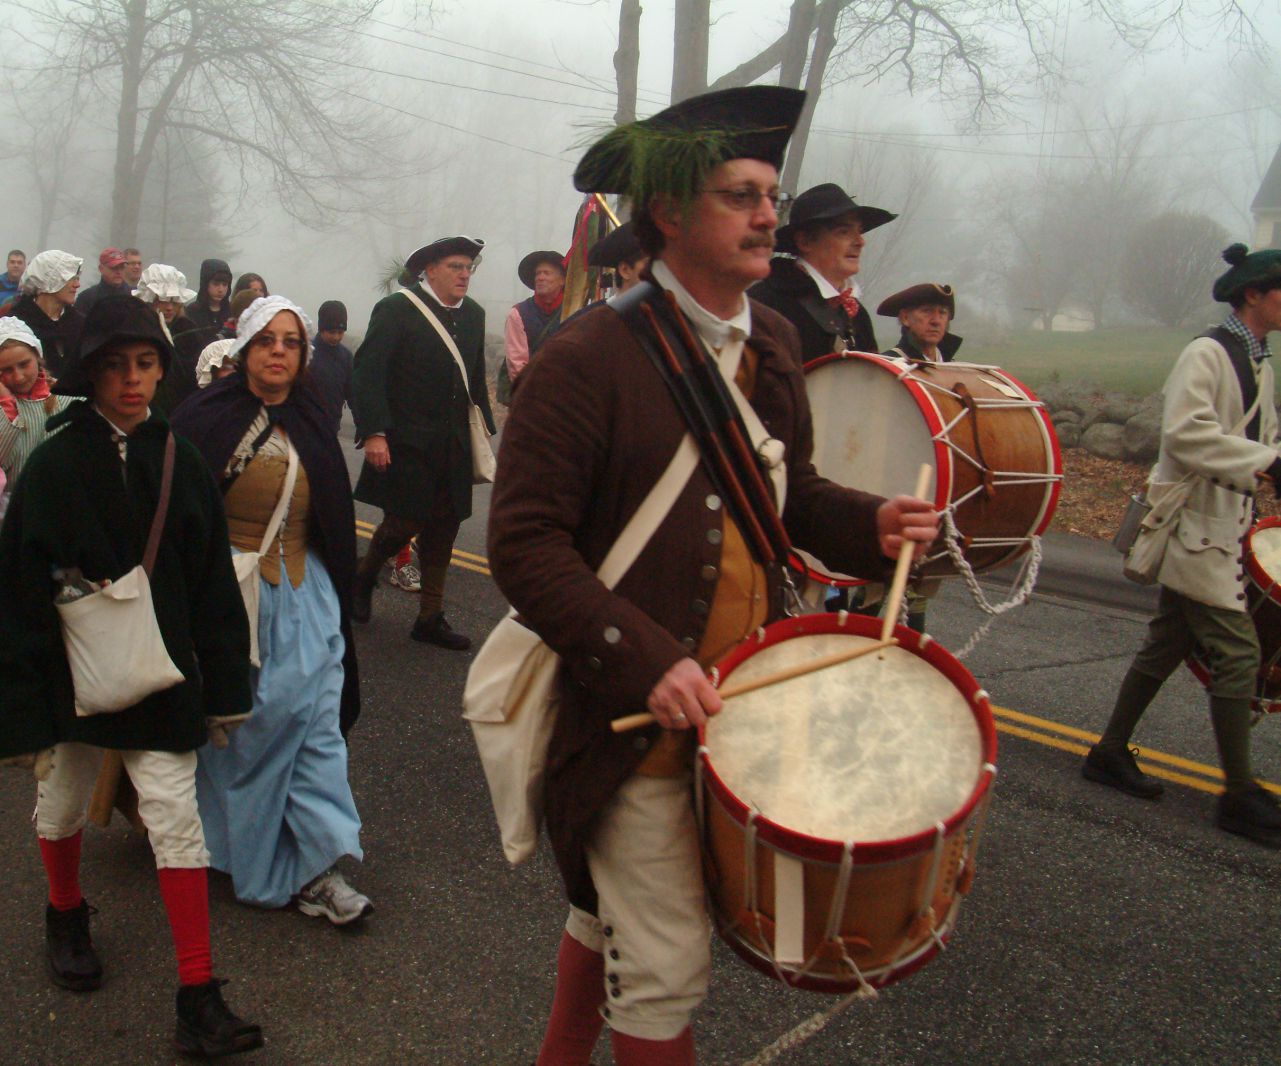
left=207, top=714, right=251, bottom=750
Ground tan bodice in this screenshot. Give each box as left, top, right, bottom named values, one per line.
left=224, top=429, right=311, bottom=588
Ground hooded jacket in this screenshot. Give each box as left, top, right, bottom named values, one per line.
left=184, top=258, right=233, bottom=338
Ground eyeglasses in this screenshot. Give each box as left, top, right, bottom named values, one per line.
left=249, top=334, right=305, bottom=352
left=439, top=260, right=480, bottom=275
left=702, top=187, right=794, bottom=212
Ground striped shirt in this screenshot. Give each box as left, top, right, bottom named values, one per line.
left=0, top=394, right=77, bottom=485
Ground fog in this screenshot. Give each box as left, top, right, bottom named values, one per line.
left=2, top=0, right=1277, bottom=338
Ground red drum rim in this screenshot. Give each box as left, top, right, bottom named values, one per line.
left=697, top=611, right=998, bottom=865
left=1244, top=516, right=1281, bottom=599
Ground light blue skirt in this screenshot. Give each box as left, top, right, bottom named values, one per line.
left=197, top=550, right=362, bottom=907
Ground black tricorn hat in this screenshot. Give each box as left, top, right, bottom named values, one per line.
left=518, top=250, right=566, bottom=289
left=55, top=295, right=174, bottom=397
left=587, top=222, right=644, bottom=269
left=776, top=183, right=897, bottom=254
left=405, top=236, right=485, bottom=277
left=877, top=283, right=956, bottom=319
left=573, top=86, right=806, bottom=203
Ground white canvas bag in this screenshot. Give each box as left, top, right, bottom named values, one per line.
left=400, top=288, right=497, bottom=484
left=57, top=434, right=185, bottom=716
left=463, top=434, right=700, bottom=865
left=231, top=436, right=300, bottom=667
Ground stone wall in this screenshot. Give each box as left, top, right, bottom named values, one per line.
left=1036, top=381, right=1160, bottom=464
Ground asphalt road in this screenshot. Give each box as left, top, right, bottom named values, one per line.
left=2, top=423, right=1279, bottom=1065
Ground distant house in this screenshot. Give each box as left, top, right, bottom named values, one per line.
left=1253, top=144, right=1281, bottom=249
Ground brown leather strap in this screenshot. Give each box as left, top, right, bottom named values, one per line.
left=142, top=433, right=176, bottom=577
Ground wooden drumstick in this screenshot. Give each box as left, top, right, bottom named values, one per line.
left=879, top=463, right=933, bottom=656
left=609, top=637, right=899, bottom=734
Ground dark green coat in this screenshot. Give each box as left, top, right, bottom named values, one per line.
left=351, top=284, right=496, bottom=522
left=0, top=402, right=252, bottom=757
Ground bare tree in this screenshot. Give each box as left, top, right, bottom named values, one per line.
left=1122, top=212, right=1230, bottom=327
left=28, top=0, right=423, bottom=247
left=1, top=76, right=92, bottom=248
left=616, top=1, right=1272, bottom=190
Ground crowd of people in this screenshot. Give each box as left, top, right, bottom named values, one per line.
left=0, top=79, right=1279, bottom=1065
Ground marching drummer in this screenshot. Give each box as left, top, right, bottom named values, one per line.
left=488, top=86, right=939, bottom=1064
left=1083, top=243, right=1281, bottom=846
left=879, top=283, right=962, bottom=364
left=749, top=182, right=896, bottom=358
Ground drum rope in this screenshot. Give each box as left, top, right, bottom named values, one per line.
left=940, top=510, right=1043, bottom=658
left=740, top=989, right=868, bottom=1066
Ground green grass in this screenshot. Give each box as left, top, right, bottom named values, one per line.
left=968, top=327, right=1191, bottom=397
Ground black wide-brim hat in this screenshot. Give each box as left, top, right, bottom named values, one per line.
left=54, top=294, right=175, bottom=397
left=573, top=86, right=806, bottom=200
left=518, top=250, right=566, bottom=289
left=405, top=236, right=485, bottom=277
left=775, top=182, right=897, bottom=254
left=587, top=222, right=643, bottom=269
left=877, top=283, right=955, bottom=318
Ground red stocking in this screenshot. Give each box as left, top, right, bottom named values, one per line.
left=611, top=1027, right=696, bottom=1066
left=536, top=931, right=606, bottom=1066
left=157, top=867, right=213, bottom=987
left=395, top=543, right=413, bottom=569
left=38, top=833, right=84, bottom=911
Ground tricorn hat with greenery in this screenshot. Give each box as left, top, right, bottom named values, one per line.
left=573, top=86, right=806, bottom=213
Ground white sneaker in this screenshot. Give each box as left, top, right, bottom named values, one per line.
left=390, top=564, right=421, bottom=592
left=296, top=869, right=373, bottom=926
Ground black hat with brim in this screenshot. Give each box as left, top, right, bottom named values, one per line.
left=775, top=182, right=897, bottom=254
left=54, top=294, right=175, bottom=397
left=518, top=250, right=566, bottom=289
left=405, top=236, right=485, bottom=277
left=877, top=283, right=956, bottom=319
left=573, top=86, right=806, bottom=206
left=587, top=222, right=644, bottom=269
left=1212, top=243, right=1281, bottom=303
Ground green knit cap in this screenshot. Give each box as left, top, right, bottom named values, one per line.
left=1212, top=243, right=1281, bottom=303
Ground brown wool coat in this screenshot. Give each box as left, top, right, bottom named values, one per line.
left=487, top=298, right=892, bottom=910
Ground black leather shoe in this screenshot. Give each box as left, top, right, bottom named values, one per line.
left=175, top=979, right=264, bottom=1058
left=46, top=900, right=102, bottom=992
left=1217, top=783, right=1281, bottom=847
left=410, top=612, right=472, bottom=651
left=1082, top=744, right=1164, bottom=800
left=351, top=572, right=376, bottom=624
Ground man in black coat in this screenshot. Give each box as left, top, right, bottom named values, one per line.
left=350, top=236, right=495, bottom=649
left=749, top=182, right=896, bottom=360
left=878, top=283, right=963, bottom=363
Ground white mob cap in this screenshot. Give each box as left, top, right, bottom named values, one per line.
left=0, top=317, right=44, bottom=358
left=134, top=263, right=196, bottom=305
left=196, top=338, right=238, bottom=387
left=229, top=295, right=313, bottom=362
left=20, top=250, right=83, bottom=296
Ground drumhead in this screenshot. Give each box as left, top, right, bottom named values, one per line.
left=800, top=357, right=937, bottom=583
left=1251, top=524, right=1281, bottom=586
left=805, top=356, right=937, bottom=505
left=704, top=633, right=982, bottom=843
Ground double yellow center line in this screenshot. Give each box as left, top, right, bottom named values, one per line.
left=355, top=517, right=1278, bottom=797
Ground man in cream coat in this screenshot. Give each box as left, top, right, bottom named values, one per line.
left=1083, top=243, right=1281, bottom=845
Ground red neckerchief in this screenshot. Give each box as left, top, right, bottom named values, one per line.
left=832, top=288, right=860, bottom=319
left=534, top=290, right=564, bottom=315
left=1, top=370, right=50, bottom=421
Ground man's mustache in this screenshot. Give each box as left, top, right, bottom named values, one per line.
left=740, top=235, right=775, bottom=251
